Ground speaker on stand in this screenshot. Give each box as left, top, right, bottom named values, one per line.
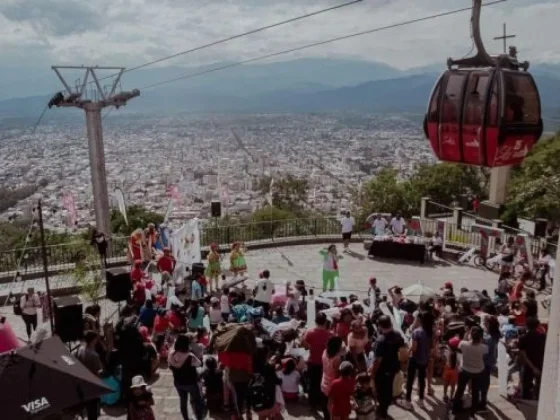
left=106, top=267, right=132, bottom=302
left=211, top=201, right=222, bottom=218
left=53, top=296, right=83, bottom=343
left=192, top=262, right=205, bottom=277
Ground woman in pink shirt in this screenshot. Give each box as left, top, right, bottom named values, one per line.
left=321, top=336, right=346, bottom=397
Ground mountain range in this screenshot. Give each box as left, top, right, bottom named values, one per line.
left=0, top=58, right=559, bottom=124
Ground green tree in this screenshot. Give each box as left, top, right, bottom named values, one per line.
left=353, top=168, right=416, bottom=221
left=505, top=133, right=560, bottom=222
left=111, top=205, right=164, bottom=236
left=407, top=162, right=486, bottom=206
left=68, top=240, right=104, bottom=304
left=257, top=175, right=309, bottom=214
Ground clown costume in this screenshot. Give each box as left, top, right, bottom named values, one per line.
left=320, top=245, right=342, bottom=292
left=229, top=242, right=247, bottom=277
left=205, top=243, right=222, bottom=292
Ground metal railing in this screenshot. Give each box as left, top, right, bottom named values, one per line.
left=0, top=217, right=343, bottom=276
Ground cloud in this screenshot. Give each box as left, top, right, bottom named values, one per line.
left=0, top=0, right=558, bottom=74
left=0, top=0, right=104, bottom=37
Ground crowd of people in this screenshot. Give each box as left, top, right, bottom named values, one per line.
left=10, top=217, right=552, bottom=420
left=63, top=226, right=548, bottom=420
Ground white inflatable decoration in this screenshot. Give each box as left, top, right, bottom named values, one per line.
left=458, top=246, right=476, bottom=264
left=498, top=341, right=508, bottom=397
left=379, top=302, right=405, bottom=338
left=307, top=292, right=316, bottom=329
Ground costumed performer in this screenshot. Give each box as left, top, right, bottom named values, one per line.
left=320, top=244, right=342, bottom=292
left=205, top=243, right=222, bottom=292
left=129, top=229, right=145, bottom=264
left=145, top=223, right=158, bottom=257
left=229, top=242, right=247, bottom=277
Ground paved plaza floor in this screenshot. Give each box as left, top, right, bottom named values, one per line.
left=1, top=244, right=540, bottom=419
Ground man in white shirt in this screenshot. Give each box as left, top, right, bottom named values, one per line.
left=372, top=214, right=388, bottom=236
left=390, top=213, right=406, bottom=235
left=340, top=211, right=355, bottom=252
left=20, top=287, right=41, bottom=341
left=254, top=269, right=274, bottom=316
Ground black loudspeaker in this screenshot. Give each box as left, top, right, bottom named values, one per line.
left=535, top=219, right=548, bottom=238
left=192, top=262, right=205, bottom=277
left=53, top=296, right=83, bottom=343
left=106, top=267, right=132, bottom=302
left=211, top=200, right=222, bottom=218
left=478, top=201, right=502, bottom=222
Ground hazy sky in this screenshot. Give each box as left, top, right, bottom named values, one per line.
left=0, top=0, right=558, bottom=71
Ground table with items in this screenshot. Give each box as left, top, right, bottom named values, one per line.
left=368, top=236, right=427, bottom=263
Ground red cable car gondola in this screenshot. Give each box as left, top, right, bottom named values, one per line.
left=424, top=0, right=543, bottom=167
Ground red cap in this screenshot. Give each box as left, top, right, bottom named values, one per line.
left=369, top=277, right=377, bottom=284
left=448, top=336, right=460, bottom=349
left=444, top=282, right=453, bottom=289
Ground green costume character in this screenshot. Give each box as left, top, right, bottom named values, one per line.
left=320, top=245, right=342, bottom=292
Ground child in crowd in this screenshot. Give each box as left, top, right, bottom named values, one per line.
left=328, top=361, right=356, bottom=420
left=202, top=357, right=223, bottom=411
left=209, top=297, right=223, bottom=331
left=442, top=336, right=460, bottom=402
left=198, top=275, right=208, bottom=297
left=272, top=307, right=291, bottom=324
left=354, top=373, right=375, bottom=420
left=220, top=287, right=231, bottom=322
left=138, top=300, right=157, bottom=332
left=128, top=375, right=155, bottom=420
left=277, top=358, right=301, bottom=401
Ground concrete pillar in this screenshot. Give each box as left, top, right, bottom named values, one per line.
left=538, top=236, right=560, bottom=419
left=452, top=207, right=463, bottom=230
left=420, top=197, right=430, bottom=220
left=489, top=166, right=511, bottom=205
left=84, top=102, right=112, bottom=238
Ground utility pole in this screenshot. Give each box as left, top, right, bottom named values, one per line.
left=37, top=200, right=54, bottom=334
left=48, top=66, right=140, bottom=238
left=487, top=23, right=516, bottom=207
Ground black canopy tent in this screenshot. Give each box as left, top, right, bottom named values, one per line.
left=0, top=336, right=112, bottom=419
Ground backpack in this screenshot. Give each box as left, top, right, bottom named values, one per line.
left=249, top=373, right=276, bottom=412
left=13, top=298, right=22, bottom=316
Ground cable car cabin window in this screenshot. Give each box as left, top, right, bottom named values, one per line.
left=441, top=73, right=466, bottom=124
left=463, top=73, right=489, bottom=126
left=428, top=80, right=442, bottom=122
left=503, top=72, right=540, bottom=124
left=487, top=77, right=499, bottom=127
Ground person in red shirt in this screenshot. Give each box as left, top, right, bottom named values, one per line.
left=153, top=309, right=170, bottom=334
left=302, top=313, right=333, bottom=409
left=133, top=282, right=146, bottom=307
left=130, top=260, right=144, bottom=284
left=328, top=361, right=356, bottom=420
left=336, top=296, right=349, bottom=308
left=167, top=306, right=185, bottom=332
left=154, top=291, right=167, bottom=309
left=334, top=309, right=353, bottom=343
left=157, top=248, right=176, bottom=274
left=509, top=272, right=529, bottom=302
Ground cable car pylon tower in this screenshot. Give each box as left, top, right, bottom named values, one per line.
left=48, top=66, right=140, bottom=238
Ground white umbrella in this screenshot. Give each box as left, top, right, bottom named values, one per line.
left=401, top=284, right=436, bottom=304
